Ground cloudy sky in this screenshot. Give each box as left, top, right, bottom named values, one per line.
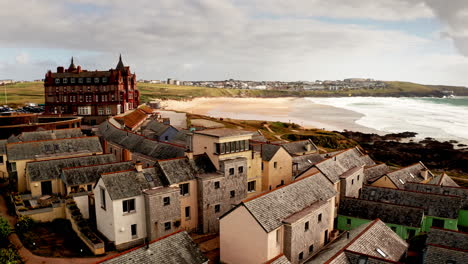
left=1, top=0, right=468, bottom=86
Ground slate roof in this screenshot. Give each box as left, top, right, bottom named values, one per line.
left=339, top=198, right=424, bottom=228
left=267, top=254, right=291, bottom=264
left=7, top=136, right=103, bottom=161
left=241, top=172, right=337, bottom=232
left=156, top=158, right=196, bottom=184
left=427, top=173, right=460, bottom=187
left=61, top=161, right=134, bottom=187
left=404, top=183, right=468, bottom=208
left=261, top=144, right=282, bottom=162
left=100, top=167, right=163, bottom=200
left=98, top=119, right=186, bottom=160
left=145, top=120, right=172, bottom=136
left=27, top=154, right=115, bottom=182
left=194, top=128, right=254, bottom=138
left=425, top=228, right=468, bottom=264
left=0, top=140, right=6, bottom=155
left=385, top=162, right=433, bottom=189
left=364, top=163, right=390, bottom=183
left=98, top=230, right=207, bottom=264
left=280, top=139, right=318, bottom=156
left=314, top=147, right=375, bottom=184
left=170, top=130, right=189, bottom=145
left=360, top=186, right=463, bottom=219
left=191, top=154, right=218, bottom=174
left=16, top=128, right=83, bottom=142
left=307, top=219, right=408, bottom=264
left=292, top=153, right=324, bottom=175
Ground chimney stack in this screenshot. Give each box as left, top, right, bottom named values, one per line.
left=135, top=161, right=143, bottom=172
left=421, top=168, right=429, bottom=180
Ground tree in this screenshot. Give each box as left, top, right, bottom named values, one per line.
left=0, top=248, right=23, bottom=264
left=0, top=216, right=11, bottom=243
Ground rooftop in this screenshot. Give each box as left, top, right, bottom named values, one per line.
left=193, top=128, right=254, bottom=138
left=61, top=161, right=134, bottom=187
left=385, top=162, right=432, bottom=189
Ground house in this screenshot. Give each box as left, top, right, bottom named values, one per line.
left=98, top=119, right=186, bottom=164
left=360, top=186, right=463, bottom=231
left=219, top=171, right=337, bottom=264
left=259, top=143, right=293, bottom=191
left=299, top=147, right=375, bottom=215
left=6, top=136, right=103, bottom=192
left=26, top=154, right=116, bottom=197
left=404, top=182, right=468, bottom=228
left=426, top=173, right=460, bottom=187
left=306, top=219, right=408, bottom=263
left=114, top=108, right=150, bottom=131
left=143, top=120, right=179, bottom=142
left=280, top=139, right=318, bottom=156
left=0, top=140, right=7, bottom=180
left=424, top=228, right=468, bottom=264
left=97, top=230, right=208, bottom=264
left=291, top=153, right=324, bottom=177
left=191, top=128, right=263, bottom=197
left=337, top=197, right=424, bottom=240
left=370, top=162, right=434, bottom=189
left=363, top=163, right=390, bottom=184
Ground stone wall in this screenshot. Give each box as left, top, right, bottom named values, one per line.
left=144, top=187, right=181, bottom=240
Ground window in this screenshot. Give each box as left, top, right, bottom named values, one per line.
left=63, top=78, right=68, bottom=84
left=214, top=181, right=220, bottom=189
left=185, top=206, right=190, bottom=219
left=230, top=190, right=235, bottom=198
left=299, top=252, right=303, bottom=260
left=79, top=95, right=83, bottom=102
left=214, top=204, right=220, bottom=213
left=276, top=229, right=280, bottom=243
left=357, top=175, right=360, bottom=181
left=248, top=181, right=256, bottom=192
left=163, top=197, right=170, bottom=206
left=274, top=162, right=277, bottom=169
left=238, top=166, right=244, bottom=174
left=87, top=184, right=92, bottom=192
left=10, top=162, right=17, bottom=172
left=55, top=78, right=60, bottom=84
left=98, top=108, right=104, bottom=115
left=229, top=168, right=234, bottom=175
left=432, top=218, right=444, bottom=228
left=63, top=95, right=67, bottom=102
left=180, top=183, right=189, bottom=196
left=86, top=77, right=91, bottom=83
left=318, top=213, right=322, bottom=222
left=390, top=226, right=397, bottom=232
left=78, top=106, right=91, bottom=115
left=102, top=77, right=108, bottom=83
left=100, top=188, right=106, bottom=210
left=78, top=78, right=83, bottom=84
left=0, top=156, right=3, bottom=164
left=123, top=199, right=135, bottom=213
left=358, top=256, right=368, bottom=264
left=106, top=106, right=112, bottom=115
left=352, top=179, right=354, bottom=185
left=376, top=248, right=387, bottom=258
left=305, top=221, right=309, bottom=231
left=85, top=95, right=92, bottom=102
left=164, top=222, right=171, bottom=231
left=347, top=218, right=351, bottom=225
left=131, top=224, right=137, bottom=238
left=94, top=77, right=100, bottom=83
left=70, top=78, right=75, bottom=84
left=309, top=244, right=314, bottom=253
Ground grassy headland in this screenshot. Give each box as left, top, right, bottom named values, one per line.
left=1, top=81, right=467, bottom=106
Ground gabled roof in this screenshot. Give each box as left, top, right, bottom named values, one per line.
left=98, top=119, right=185, bottom=160
left=239, top=172, right=336, bottom=233
left=307, top=219, right=408, bottom=264
left=339, top=197, right=424, bottom=228
left=7, top=136, right=103, bottom=161
left=138, top=104, right=154, bottom=114
left=385, top=162, right=432, bottom=189
left=97, top=230, right=208, bottom=264
left=404, top=182, right=468, bottom=209
left=427, top=173, right=459, bottom=187
left=314, top=147, right=375, bottom=184
left=261, top=144, right=282, bottom=162
left=100, top=167, right=163, bottom=200
left=292, top=153, right=324, bottom=175
left=364, top=163, right=390, bottom=183
left=27, top=153, right=115, bottom=182
left=145, top=120, right=175, bottom=136
left=16, top=128, right=83, bottom=142
left=425, top=228, right=468, bottom=264
left=360, top=186, right=463, bottom=219
left=156, top=158, right=196, bottom=184
left=114, top=109, right=148, bottom=129
left=280, top=139, right=318, bottom=155
left=61, top=161, right=134, bottom=187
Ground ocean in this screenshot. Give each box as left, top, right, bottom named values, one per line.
left=305, top=96, right=468, bottom=142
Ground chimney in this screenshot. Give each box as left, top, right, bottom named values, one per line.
left=421, top=168, right=429, bottom=180
left=57, top=66, right=64, bottom=73
left=135, top=161, right=143, bottom=172
left=305, top=143, right=312, bottom=152
left=77, top=65, right=82, bottom=73
left=185, top=151, right=194, bottom=160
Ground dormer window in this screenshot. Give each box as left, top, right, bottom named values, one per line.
left=55, top=78, right=60, bottom=84
left=94, top=77, right=100, bottom=83
left=70, top=78, right=75, bottom=84
left=399, top=178, right=405, bottom=184
left=78, top=78, right=83, bottom=84
left=102, top=77, right=108, bottom=83
left=63, top=78, right=68, bottom=84
left=86, top=77, right=91, bottom=83
left=376, top=248, right=387, bottom=258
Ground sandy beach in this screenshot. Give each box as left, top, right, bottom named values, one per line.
left=162, top=97, right=382, bottom=134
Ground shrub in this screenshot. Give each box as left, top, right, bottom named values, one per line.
left=0, top=248, right=23, bottom=264
left=16, top=216, right=35, bottom=235
left=0, top=216, right=12, bottom=242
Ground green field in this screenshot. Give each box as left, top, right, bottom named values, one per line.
left=1, top=81, right=467, bottom=106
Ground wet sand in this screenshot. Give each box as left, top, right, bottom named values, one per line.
left=162, top=97, right=382, bottom=134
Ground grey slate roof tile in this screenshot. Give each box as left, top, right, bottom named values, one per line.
left=269, top=255, right=292, bottom=264
left=427, top=174, right=460, bottom=187
left=426, top=228, right=468, bottom=250
left=99, top=231, right=207, bottom=264
left=27, top=154, right=115, bottom=182
left=156, top=158, right=196, bottom=184
left=339, top=198, right=424, bottom=227
left=0, top=140, right=6, bottom=155
left=7, top=136, right=103, bottom=161
left=315, top=148, right=375, bottom=184
left=261, top=144, right=282, bottom=161
left=360, top=186, right=463, bottom=219
left=145, top=120, right=172, bottom=136
left=363, top=163, right=390, bottom=183
left=404, top=183, right=468, bottom=209
left=425, top=245, right=468, bottom=264
left=61, top=161, right=134, bottom=186
left=292, top=153, right=324, bottom=174
left=280, top=139, right=318, bottom=156
left=243, top=172, right=337, bottom=232
left=17, top=128, right=83, bottom=142
left=385, top=162, right=432, bottom=189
